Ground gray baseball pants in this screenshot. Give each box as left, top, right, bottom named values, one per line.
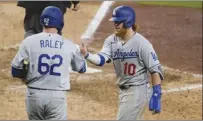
left=117, top=83, right=152, bottom=120
left=25, top=88, right=68, bottom=120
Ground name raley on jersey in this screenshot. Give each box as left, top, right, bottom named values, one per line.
left=40, top=39, right=64, bottom=49
left=113, top=49, right=138, bottom=61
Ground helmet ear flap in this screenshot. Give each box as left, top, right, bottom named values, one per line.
left=123, top=14, right=135, bottom=28
left=123, top=21, right=132, bottom=28
left=124, top=20, right=134, bottom=28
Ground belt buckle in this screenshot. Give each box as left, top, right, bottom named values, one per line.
left=124, top=85, right=130, bottom=89
left=120, top=85, right=130, bottom=90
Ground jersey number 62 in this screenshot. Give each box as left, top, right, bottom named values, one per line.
left=38, top=54, right=63, bottom=76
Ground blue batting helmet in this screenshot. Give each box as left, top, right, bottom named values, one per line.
left=109, top=5, right=136, bottom=28
left=40, top=6, right=64, bottom=32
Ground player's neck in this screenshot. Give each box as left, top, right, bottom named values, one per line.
left=121, top=29, right=135, bottom=42
left=43, top=28, right=58, bottom=34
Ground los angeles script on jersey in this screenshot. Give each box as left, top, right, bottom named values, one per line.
left=40, top=40, right=64, bottom=49
left=113, top=49, right=138, bottom=60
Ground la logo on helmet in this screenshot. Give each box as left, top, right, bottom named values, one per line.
left=44, top=18, right=49, bottom=25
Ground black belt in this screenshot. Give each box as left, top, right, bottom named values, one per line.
left=28, top=87, right=68, bottom=91
left=119, top=82, right=149, bottom=90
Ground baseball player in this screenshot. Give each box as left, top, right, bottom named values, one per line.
left=17, top=1, right=80, bottom=38
left=11, top=6, right=86, bottom=120
left=80, top=5, right=164, bottom=120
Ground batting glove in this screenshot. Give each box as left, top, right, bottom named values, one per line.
left=149, top=84, right=162, bottom=114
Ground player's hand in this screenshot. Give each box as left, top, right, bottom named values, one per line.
left=72, top=3, right=80, bottom=11
left=149, top=84, right=162, bottom=115
left=80, top=42, right=88, bottom=57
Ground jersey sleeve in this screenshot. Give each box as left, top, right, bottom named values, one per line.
left=141, top=43, right=164, bottom=80
left=99, top=35, right=112, bottom=62
left=11, top=40, right=29, bottom=69
left=71, top=45, right=86, bottom=72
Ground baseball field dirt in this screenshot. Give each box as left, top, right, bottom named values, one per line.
left=0, top=1, right=202, bottom=120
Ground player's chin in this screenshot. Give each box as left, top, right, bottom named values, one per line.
left=114, top=31, right=124, bottom=37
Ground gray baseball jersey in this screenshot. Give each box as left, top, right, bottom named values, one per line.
left=11, top=32, right=86, bottom=91
left=100, top=32, right=163, bottom=87
left=99, top=32, right=163, bottom=120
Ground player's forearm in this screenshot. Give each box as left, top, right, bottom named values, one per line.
left=151, top=73, right=162, bottom=86
left=149, top=72, right=162, bottom=114
left=85, top=52, right=106, bottom=66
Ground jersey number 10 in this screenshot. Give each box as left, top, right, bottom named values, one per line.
left=124, top=62, right=136, bottom=76
left=38, top=54, right=63, bottom=76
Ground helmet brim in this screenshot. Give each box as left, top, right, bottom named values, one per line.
left=108, top=17, right=123, bottom=22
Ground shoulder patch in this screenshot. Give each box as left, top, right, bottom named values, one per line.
left=151, top=52, right=158, bottom=61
